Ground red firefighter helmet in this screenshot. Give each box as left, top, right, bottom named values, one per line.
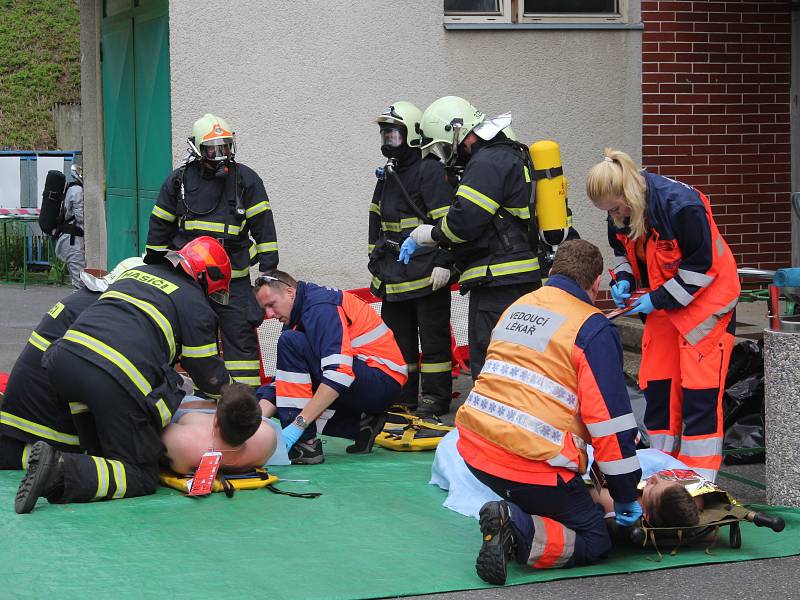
left=178, top=236, right=231, bottom=304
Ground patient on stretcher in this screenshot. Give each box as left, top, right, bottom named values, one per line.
left=431, top=429, right=703, bottom=529
left=161, top=383, right=277, bottom=474
left=590, top=467, right=702, bottom=529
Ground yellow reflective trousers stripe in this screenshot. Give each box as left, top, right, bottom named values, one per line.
left=421, top=361, right=452, bottom=373
left=232, top=375, right=262, bottom=386
left=182, top=342, right=218, bottom=359
left=108, top=459, right=127, bottom=499
left=92, top=456, right=110, bottom=499
left=225, top=360, right=261, bottom=370
left=0, top=411, right=80, bottom=446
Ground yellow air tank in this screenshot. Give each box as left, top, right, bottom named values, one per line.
left=530, top=140, right=569, bottom=248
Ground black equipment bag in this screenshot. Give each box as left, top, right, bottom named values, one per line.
left=39, top=170, right=67, bottom=237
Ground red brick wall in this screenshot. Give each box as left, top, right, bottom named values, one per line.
left=641, top=1, right=792, bottom=270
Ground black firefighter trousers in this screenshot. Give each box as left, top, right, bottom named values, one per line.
left=212, top=276, right=265, bottom=389
left=381, top=287, right=452, bottom=407
left=46, top=347, right=164, bottom=503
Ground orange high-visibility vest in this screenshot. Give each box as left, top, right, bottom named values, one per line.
left=456, top=286, right=598, bottom=473
left=617, top=187, right=739, bottom=351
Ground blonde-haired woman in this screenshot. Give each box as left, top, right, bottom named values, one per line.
left=586, top=148, right=740, bottom=482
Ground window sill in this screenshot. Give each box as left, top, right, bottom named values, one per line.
left=443, top=22, right=644, bottom=30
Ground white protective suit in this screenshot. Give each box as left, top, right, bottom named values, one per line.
left=54, top=183, right=86, bottom=288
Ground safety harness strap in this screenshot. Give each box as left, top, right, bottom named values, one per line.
left=532, top=166, right=563, bottom=181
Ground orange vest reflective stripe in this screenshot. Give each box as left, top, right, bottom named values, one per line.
left=341, top=292, right=407, bottom=386
left=617, top=189, right=739, bottom=351
left=455, top=286, right=598, bottom=473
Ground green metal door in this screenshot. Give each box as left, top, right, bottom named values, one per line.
left=101, top=0, right=171, bottom=267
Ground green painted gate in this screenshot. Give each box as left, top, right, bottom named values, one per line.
left=101, top=0, right=171, bottom=267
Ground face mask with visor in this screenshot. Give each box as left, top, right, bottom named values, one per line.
left=200, top=138, right=235, bottom=162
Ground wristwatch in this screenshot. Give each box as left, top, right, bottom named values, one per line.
left=293, top=415, right=309, bottom=430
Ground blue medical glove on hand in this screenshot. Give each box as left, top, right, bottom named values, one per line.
left=282, top=423, right=304, bottom=450
left=398, top=237, right=418, bottom=265
left=610, top=280, right=631, bottom=308
left=628, top=293, right=655, bottom=315
left=614, top=500, right=643, bottom=527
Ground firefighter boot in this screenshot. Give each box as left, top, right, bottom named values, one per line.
left=346, top=412, right=387, bottom=454
left=414, top=395, right=450, bottom=420
left=15, top=441, right=65, bottom=514
left=476, top=500, right=519, bottom=585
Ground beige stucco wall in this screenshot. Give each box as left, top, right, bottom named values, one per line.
left=168, top=1, right=642, bottom=289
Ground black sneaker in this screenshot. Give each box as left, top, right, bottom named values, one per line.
left=15, top=441, right=64, bottom=514
left=288, top=438, right=325, bottom=465
left=346, top=412, right=387, bottom=454
left=476, top=500, right=518, bottom=585
left=414, top=396, right=450, bottom=419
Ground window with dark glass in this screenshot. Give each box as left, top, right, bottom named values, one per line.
left=445, top=0, right=503, bottom=14
left=523, top=0, right=618, bottom=14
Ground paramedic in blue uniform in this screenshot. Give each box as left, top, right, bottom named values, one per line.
left=255, top=270, right=407, bottom=465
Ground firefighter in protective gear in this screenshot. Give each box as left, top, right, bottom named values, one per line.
left=368, top=101, right=456, bottom=417
left=145, top=113, right=278, bottom=389
left=0, top=258, right=144, bottom=470
left=54, top=165, right=86, bottom=289
left=15, top=237, right=233, bottom=513
left=406, top=96, right=541, bottom=379
left=254, top=270, right=407, bottom=465
left=586, top=148, right=740, bottom=482
left=455, top=240, right=641, bottom=584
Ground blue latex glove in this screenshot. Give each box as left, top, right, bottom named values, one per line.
left=614, top=500, right=643, bottom=527
left=398, top=237, right=418, bottom=265
left=628, top=293, right=655, bottom=315
left=610, top=280, right=631, bottom=308
left=282, top=423, right=304, bottom=450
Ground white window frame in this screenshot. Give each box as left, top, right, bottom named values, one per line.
left=444, top=0, right=513, bottom=25
left=518, top=0, right=629, bottom=24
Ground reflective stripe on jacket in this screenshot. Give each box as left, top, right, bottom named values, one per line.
left=46, top=263, right=230, bottom=423
left=610, top=172, right=739, bottom=351
left=287, top=282, right=408, bottom=390
left=456, top=275, right=641, bottom=501
left=437, top=142, right=541, bottom=291
left=146, top=161, right=278, bottom=277
left=368, top=154, right=455, bottom=302
left=457, top=283, right=598, bottom=470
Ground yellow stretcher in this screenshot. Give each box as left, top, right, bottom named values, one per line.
left=160, top=467, right=279, bottom=497
left=374, top=411, right=454, bottom=452
left=160, top=467, right=321, bottom=499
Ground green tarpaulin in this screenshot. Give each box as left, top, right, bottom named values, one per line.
left=1, top=438, right=797, bottom=599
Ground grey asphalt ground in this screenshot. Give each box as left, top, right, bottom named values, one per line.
left=0, top=283, right=796, bottom=600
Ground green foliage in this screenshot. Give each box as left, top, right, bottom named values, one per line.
left=0, top=220, right=65, bottom=285
left=0, top=0, right=80, bottom=149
